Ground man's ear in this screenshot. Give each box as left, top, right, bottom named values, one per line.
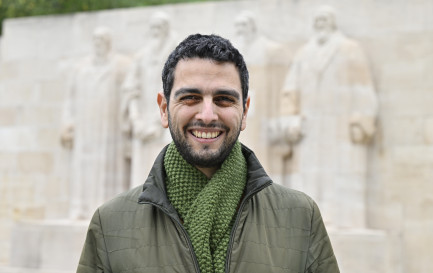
left=241, top=96, right=250, bottom=131
left=157, top=92, right=169, bottom=128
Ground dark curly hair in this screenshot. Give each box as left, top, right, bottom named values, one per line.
left=161, top=33, right=249, bottom=109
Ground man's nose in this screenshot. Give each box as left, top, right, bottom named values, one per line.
left=196, top=99, right=218, bottom=124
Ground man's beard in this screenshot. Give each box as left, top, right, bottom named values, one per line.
left=167, top=113, right=241, bottom=168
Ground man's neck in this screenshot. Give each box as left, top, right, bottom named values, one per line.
left=196, top=166, right=219, bottom=179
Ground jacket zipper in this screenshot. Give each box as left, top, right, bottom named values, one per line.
left=139, top=179, right=272, bottom=273
left=224, top=180, right=272, bottom=273
left=138, top=201, right=201, bottom=273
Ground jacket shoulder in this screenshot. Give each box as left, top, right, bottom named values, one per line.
left=97, top=185, right=144, bottom=216
left=248, top=183, right=321, bottom=232
left=261, top=183, right=317, bottom=211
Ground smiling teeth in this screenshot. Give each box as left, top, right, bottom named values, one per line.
left=193, top=131, right=220, bottom=139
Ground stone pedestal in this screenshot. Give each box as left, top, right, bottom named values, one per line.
left=10, top=220, right=88, bottom=272
left=328, top=228, right=402, bottom=273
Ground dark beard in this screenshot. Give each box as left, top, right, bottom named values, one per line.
left=167, top=115, right=241, bottom=168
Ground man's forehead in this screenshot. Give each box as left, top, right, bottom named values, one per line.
left=173, top=58, right=240, bottom=82
left=169, top=57, right=242, bottom=100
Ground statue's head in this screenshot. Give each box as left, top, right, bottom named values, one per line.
left=234, top=11, right=257, bottom=40
left=313, top=5, right=338, bottom=44
left=149, top=12, right=170, bottom=41
left=92, top=26, right=112, bottom=59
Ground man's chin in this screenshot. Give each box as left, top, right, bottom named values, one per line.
left=187, top=152, right=223, bottom=168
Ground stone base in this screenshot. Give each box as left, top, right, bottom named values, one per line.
left=0, top=266, right=73, bottom=273
left=10, top=219, right=88, bottom=272
left=328, top=228, right=403, bottom=273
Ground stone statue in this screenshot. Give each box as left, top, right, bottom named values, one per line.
left=122, top=12, right=177, bottom=188
left=233, top=11, right=290, bottom=171
left=233, top=10, right=280, bottom=66
left=277, top=5, right=378, bottom=228
left=61, top=26, right=131, bottom=219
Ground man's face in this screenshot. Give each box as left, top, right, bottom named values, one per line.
left=158, top=57, right=249, bottom=169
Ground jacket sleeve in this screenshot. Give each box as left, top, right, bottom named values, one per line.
left=77, top=209, right=111, bottom=273
left=305, top=201, right=340, bottom=273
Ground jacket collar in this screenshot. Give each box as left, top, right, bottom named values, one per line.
left=138, top=144, right=272, bottom=218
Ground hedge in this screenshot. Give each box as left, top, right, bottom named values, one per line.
left=0, top=0, right=210, bottom=35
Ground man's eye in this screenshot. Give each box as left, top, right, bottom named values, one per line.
left=180, top=95, right=201, bottom=104
left=214, top=96, right=236, bottom=106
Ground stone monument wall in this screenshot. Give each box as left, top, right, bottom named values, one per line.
left=0, top=0, right=432, bottom=272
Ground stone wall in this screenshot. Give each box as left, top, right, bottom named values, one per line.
left=0, top=0, right=432, bottom=272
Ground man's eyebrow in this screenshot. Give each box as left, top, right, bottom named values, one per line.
left=173, top=88, right=241, bottom=101
left=173, top=88, right=202, bottom=99
left=215, top=89, right=240, bottom=100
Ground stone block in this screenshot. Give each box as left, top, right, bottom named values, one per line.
left=2, top=16, right=78, bottom=62
left=20, top=105, right=61, bottom=127
left=403, top=222, right=433, bottom=273
left=0, top=62, right=19, bottom=80
left=387, top=116, right=424, bottom=145
left=17, top=152, right=53, bottom=174
left=38, top=80, right=68, bottom=104
left=13, top=206, right=45, bottom=221
left=0, top=107, right=19, bottom=126
left=0, top=81, right=35, bottom=105
left=0, top=266, right=74, bottom=273
left=36, top=128, right=62, bottom=150
left=0, top=241, right=11, bottom=265
left=0, top=153, right=17, bottom=173
left=10, top=220, right=87, bottom=271
left=392, top=145, right=433, bottom=168
left=404, top=193, right=433, bottom=221
left=0, top=128, right=37, bottom=151
left=381, top=90, right=433, bottom=118
left=328, top=229, right=402, bottom=273
left=424, top=116, right=433, bottom=144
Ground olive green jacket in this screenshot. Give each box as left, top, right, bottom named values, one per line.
left=77, top=145, right=339, bottom=273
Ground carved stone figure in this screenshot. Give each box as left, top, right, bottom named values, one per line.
left=278, top=6, right=378, bottom=228
left=233, top=11, right=290, bottom=170
left=122, top=12, right=177, bottom=188
left=61, top=27, right=131, bottom=219
left=233, top=11, right=280, bottom=66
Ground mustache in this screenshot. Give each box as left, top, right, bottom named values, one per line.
left=184, top=121, right=229, bottom=131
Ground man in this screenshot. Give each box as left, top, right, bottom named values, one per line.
left=77, top=34, right=339, bottom=273
left=278, top=5, right=378, bottom=228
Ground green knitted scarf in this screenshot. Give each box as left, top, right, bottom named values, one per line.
left=164, top=141, right=247, bottom=273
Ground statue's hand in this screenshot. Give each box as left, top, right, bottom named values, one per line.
left=139, top=125, right=160, bottom=142
left=60, top=125, right=74, bottom=149
left=350, top=123, right=367, bottom=144
left=133, top=119, right=160, bottom=142
left=268, top=116, right=303, bottom=145
left=268, top=120, right=282, bottom=145
left=284, top=122, right=303, bottom=144
left=280, top=115, right=303, bottom=144
left=349, top=114, right=376, bottom=144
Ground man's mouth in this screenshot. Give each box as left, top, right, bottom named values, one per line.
left=191, top=130, right=222, bottom=139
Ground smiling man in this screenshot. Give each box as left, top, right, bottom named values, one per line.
left=77, top=34, right=339, bottom=273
